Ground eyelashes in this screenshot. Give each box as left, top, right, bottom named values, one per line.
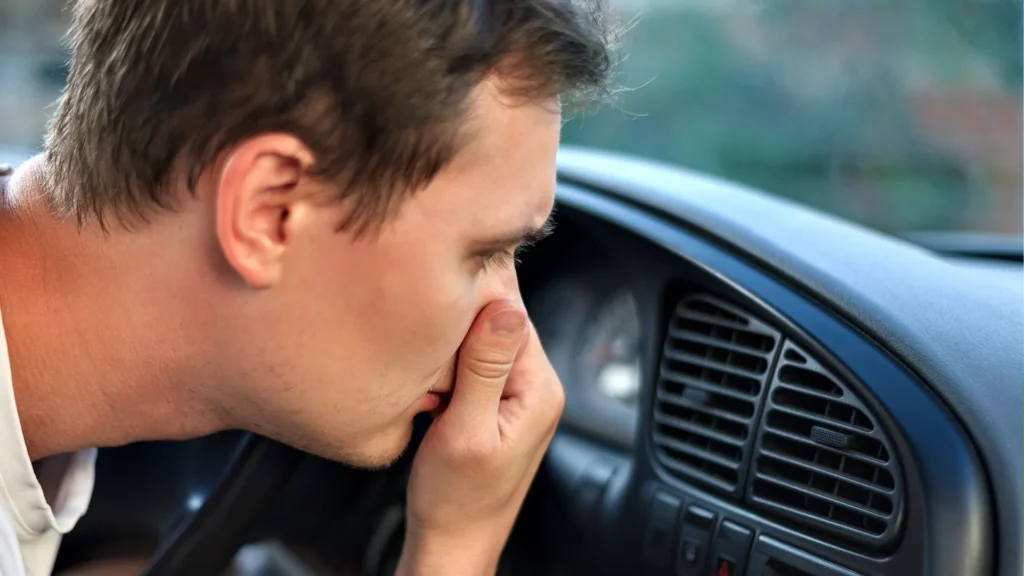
left=479, top=246, right=523, bottom=272
left=477, top=226, right=551, bottom=273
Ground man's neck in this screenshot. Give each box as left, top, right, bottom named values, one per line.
left=0, top=157, right=227, bottom=461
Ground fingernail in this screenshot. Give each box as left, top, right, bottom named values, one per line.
left=490, top=309, right=526, bottom=335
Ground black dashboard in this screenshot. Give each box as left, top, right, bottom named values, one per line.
left=514, top=147, right=1021, bottom=576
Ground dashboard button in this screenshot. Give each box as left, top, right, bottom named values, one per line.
left=713, top=557, right=734, bottom=576
left=679, top=538, right=703, bottom=570
left=709, top=520, right=753, bottom=576
left=643, top=490, right=682, bottom=567
left=676, top=504, right=716, bottom=575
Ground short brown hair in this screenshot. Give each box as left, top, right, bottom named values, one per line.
left=45, top=0, right=617, bottom=233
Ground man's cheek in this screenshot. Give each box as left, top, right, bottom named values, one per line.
left=405, top=285, right=474, bottom=380
left=430, top=354, right=457, bottom=395
left=440, top=276, right=483, bottom=347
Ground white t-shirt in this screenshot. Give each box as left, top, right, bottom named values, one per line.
left=0, top=307, right=97, bottom=576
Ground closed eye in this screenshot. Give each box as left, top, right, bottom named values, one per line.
left=473, top=213, right=555, bottom=272
left=479, top=247, right=519, bottom=271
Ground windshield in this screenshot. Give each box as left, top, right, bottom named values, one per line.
left=1, top=0, right=1020, bottom=234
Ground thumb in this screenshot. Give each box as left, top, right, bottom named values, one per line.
left=445, top=302, right=527, bottom=434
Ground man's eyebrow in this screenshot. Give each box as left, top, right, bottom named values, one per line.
left=472, top=213, right=556, bottom=254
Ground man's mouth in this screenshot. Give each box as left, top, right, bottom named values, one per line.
left=421, top=355, right=457, bottom=416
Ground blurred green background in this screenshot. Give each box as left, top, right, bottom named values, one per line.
left=1, top=0, right=1021, bottom=234
left=561, top=0, right=1022, bottom=234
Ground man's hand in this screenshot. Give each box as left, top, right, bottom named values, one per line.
left=396, top=301, right=565, bottom=576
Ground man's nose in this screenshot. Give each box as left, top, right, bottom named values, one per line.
left=483, top=267, right=524, bottom=308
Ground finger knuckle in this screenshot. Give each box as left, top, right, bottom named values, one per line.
left=450, top=436, right=500, bottom=464
left=464, top=348, right=515, bottom=381
left=550, top=381, right=566, bottom=415
left=537, top=375, right=565, bottom=416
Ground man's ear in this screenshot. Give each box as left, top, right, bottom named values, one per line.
left=214, top=134, right=316, bottom=288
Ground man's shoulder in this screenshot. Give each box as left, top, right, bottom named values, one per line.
left=0, top=499, right=27, bottom=576
left=0, top=155, right=48, bottom=211
left=0, top=289, right=26, bottom=576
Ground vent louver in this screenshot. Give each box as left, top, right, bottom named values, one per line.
left=653, top=295, right=780, bottom=498
left=749, top=341, right=903, bottom=548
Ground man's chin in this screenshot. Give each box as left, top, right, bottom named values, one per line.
left=347, top=444, right=408, bottom=471
left=323, top=423, right=415, bottom=471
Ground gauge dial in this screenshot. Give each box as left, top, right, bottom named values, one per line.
left=578, top=289, right=642, bottom=408
left=526, top=277, right=643, bottom=448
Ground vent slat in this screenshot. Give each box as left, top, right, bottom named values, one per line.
left=673, top=309, right=752, bottom=331
left=667, top=328, right=775, bottom=357
left=659, top=371, right=759, bottom=402
left=767, top=404, right=874, bottom=436
left=653, top=294, right=779, bottom=497
left=749, top=490, right=887, bottom=537
left=773, top=381, right=847, bottom=403
left=653, top=433, right=743, bottom=470
left=753, top=473, right=892, bottom=521
left=656, top=390, right=751, bottom=425
left=758, top=449, right=894, bottom=496
left=778, top=365, right=844, bottom=397
left=657, top=456, right=738, bottom=493
left=758, top=427, right=889, bottom=468
left=663, top=349, right=766, bottom=379
left=654, top=413, right=747, bottom=447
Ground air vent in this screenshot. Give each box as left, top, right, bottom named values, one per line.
left=652, top=294, right=781, bottom=498
left=749, top=341, right=903, bottom=548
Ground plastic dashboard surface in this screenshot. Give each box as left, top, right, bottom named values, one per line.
left=554, top=147, right=1021, bottom=576
left=525, top=181, right=994, bottom=576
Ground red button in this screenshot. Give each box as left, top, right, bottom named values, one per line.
left=717, top=558, right=734, bottom=576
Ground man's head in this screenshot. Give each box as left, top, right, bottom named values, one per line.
left=40, top=0, right=615, bottom=465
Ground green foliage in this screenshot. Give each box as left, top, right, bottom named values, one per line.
left=562, top=1, right=1022, bottom=233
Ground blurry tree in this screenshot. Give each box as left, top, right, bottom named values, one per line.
left=562, top=0, right=1022, bottom=233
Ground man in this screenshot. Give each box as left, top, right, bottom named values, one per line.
left=0, top=0, right=615, bottom=574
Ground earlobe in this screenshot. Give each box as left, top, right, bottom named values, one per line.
left=213, top=135, right=314, bottom=289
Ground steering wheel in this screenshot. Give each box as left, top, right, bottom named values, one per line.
left=139, top=434, right=307, bottom=576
